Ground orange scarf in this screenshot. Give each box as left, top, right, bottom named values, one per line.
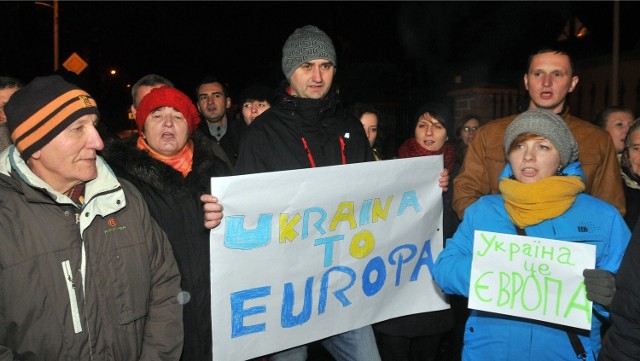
left=136, top=137, right=194, bottom=177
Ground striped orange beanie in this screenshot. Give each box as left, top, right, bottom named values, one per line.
left=5, top=75, right=99, bottom=160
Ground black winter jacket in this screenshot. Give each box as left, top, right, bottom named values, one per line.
left=196, top=115, right=246, bottom=167
left=101, top=132, right=233, bottom=361
left=600, top=219, right=640, bottom=361
left=235, top=85, right=373, bottom=174
left=621, top=166, right=640, bottom=232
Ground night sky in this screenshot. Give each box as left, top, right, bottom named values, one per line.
left=2, top=1, right=639, bottom=133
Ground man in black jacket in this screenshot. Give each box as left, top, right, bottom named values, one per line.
left=202, top=24, right=450, bottom=361
left=195, top=76, right=245, bottom=166
left=599, top=217, right=640, bottom=361
left=235, top=25, right=381, bottom=361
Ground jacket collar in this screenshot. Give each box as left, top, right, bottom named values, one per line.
left=0, top=145, right=125, bottom=215
left=499, top=161, right=586, bottom=183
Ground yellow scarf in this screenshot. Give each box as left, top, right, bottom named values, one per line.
left=137, top=137, right=194, bottom=177
left=499, top=175, right=585, bottom=228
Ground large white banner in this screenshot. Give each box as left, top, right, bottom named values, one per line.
left=469, top=230, right=596, bottom=330
left=210, top=156, right=449, bottom=360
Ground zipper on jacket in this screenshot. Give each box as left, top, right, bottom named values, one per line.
left=81, top=241, right=94, bottom=359
left=76, top=212, right=94, bottom=359
left=62, top=260, right=83, bottom=333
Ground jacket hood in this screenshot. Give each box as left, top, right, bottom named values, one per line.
left=498, top=160, right=586, bottom=183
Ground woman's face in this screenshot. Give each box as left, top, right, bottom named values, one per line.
left=360, top=112, right=379, bottom=147
left=460, top=118, right=480, bottom=145
left=508, top=136, right=561, bottom=184
left=241, top=100, right=270, bottom=125
left=627, top=129, right=640, bottom=175
left=415, top=113, right=447, bottom=152
left=605, top=111, right=634, bottom=153
left=143, top=106, right=190, bottom=157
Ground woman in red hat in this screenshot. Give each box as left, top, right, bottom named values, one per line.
left=101, top=86, right=233, bottom=361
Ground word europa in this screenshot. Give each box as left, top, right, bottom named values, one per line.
left=473, top=272, right=591, bottom=323
left=230, top=240, right=436, bottom=338
left=224, top=191, right=422, bottom=258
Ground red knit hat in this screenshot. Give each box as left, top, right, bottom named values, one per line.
left=135, top=86, right=201, bottom=134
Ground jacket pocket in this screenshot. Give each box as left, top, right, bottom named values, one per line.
left=109, top=244, right=150, bottom=326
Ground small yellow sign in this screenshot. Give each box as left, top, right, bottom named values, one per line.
left=63, top=52, right=88, bottom=75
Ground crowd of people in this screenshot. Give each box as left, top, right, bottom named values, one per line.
left=1, top=23, right=639, bottom=361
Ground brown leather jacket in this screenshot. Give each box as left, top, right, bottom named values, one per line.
left=453, top=108, right=626, bottom=219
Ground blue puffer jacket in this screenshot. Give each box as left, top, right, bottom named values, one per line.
left=433, top=162, right=631, bottom=361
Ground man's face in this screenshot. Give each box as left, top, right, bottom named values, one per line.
left=29, top=114, right=104, bottom=194
left=523, top=52, right=579, bottom=114
left=0, top=87, right=19, bottom=124
left=131, top=84, right=166, bottom=117
left=289, top=59, right=335, bottom=99
left=197, top=82, right=231, bottom=123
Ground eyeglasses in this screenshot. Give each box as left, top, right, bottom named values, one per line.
left=463, top=126, right=478, bottom=133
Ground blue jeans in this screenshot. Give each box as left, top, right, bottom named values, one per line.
left=269, top=325, right=381, bottom=361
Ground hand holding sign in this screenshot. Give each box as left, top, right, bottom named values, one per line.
left=583, top=269, right=616, bottom=307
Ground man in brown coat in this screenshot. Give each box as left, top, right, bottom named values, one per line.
left=453, top=48, right=625, bottom=219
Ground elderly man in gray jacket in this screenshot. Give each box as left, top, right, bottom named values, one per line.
left=0, top=75, right=184, bottom=360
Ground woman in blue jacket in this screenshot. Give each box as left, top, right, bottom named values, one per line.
left=433, top=109, right=630, bottom=361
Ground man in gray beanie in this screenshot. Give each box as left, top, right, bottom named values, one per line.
left=202, top=24, right=451, bottom=360
left=281, top=25, right=337, bottom=82
left=235, top=24, right=373, bottom=173
left=233, top=24, right=381, bottom=361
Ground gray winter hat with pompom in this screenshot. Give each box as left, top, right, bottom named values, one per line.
left=504, top=109, right=578, bottom=168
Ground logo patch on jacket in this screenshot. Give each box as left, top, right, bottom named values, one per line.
left=577, top=222, right=600, bottom=233
left=104, top=217, right=127, bottom=234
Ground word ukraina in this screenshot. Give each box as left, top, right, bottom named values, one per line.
left=230, top=239, right=436, bottom=338
left=224, top=191, right=423, bottom=267
left=477, top=232, right=576, bottom=265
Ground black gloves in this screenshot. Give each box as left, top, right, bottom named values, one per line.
left=583, top=269, right=616, bottom=308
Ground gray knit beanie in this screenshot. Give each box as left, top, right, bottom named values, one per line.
left=282, top=25, right=337, bottom=80
left=504, top=109, right=578, bottom=168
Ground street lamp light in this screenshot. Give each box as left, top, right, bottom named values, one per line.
left=34, top=0, right=59, bottom=71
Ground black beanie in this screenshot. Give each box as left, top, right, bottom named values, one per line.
left=238, top=85, right=275, bottom=105
left=5, top=75, right=99, bottom=160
